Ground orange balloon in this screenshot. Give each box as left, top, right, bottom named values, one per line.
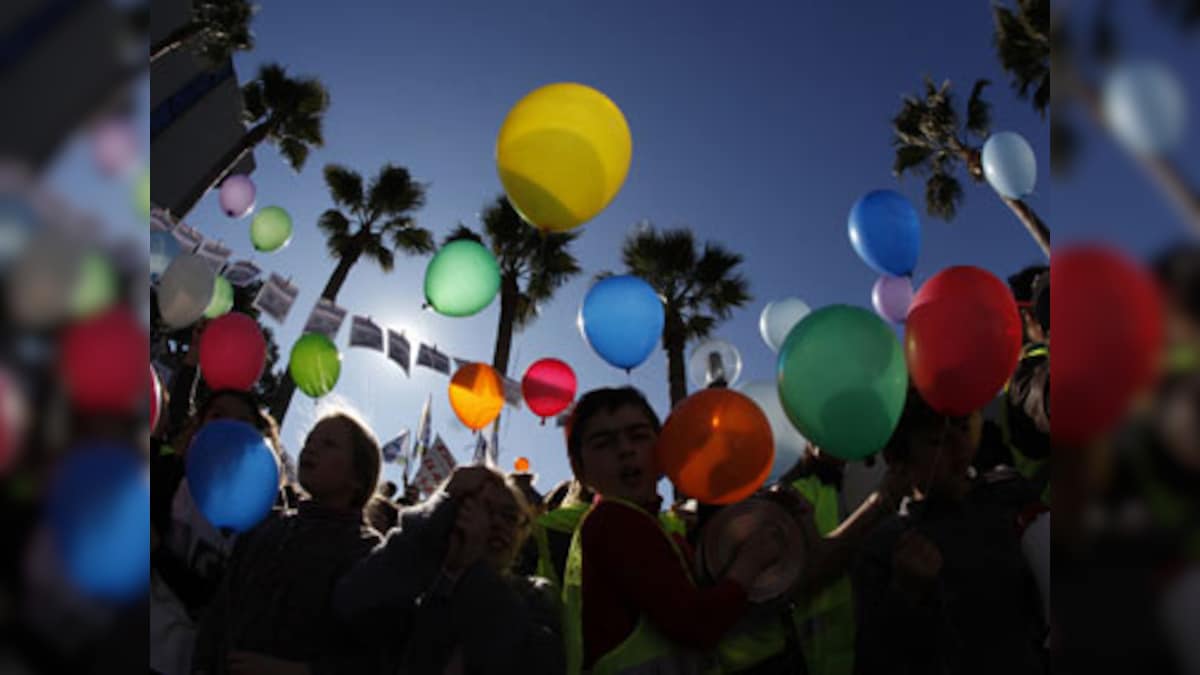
left=449, top=362, right=505, bottom=431
left=514, top=457, right=531, bottom=473
left=656, top=389, right=774, bottom=505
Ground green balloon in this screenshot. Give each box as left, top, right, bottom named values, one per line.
left=251, top=206, right=293, bottom=252
left=289, top=332, right=341, bottom=398
left=203, top=276, right=234, bottom=318
left=134, top=169, right=151, bottom=220
left=777, top=305, right=908, bottom=460
left=424, top=239, right=500, bottom=317
left=70, top=252, right=117, bottom=317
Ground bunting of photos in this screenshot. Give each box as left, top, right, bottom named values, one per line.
left=386, top=329, right=411, bottom=375
left=417, top=343, right=451, bottom=375
left=224, top=260, right=263, bottom=287
left=303, top=298, right=348, bottom=340
left=252, top=273, right=299, bottom=324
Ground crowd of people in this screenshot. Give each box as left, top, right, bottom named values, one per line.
left=145, top=249, right=1198, bottom=675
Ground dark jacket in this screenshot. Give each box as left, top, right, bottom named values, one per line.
left=333, top=492, right=564, bottom=675
left=191, top=501, right=379, bottom=675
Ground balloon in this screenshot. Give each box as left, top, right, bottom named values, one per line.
left=449, top=362, right=505, bottom=431
left=134, top=168, right=151, bottom=219
left=149, top=365, right=162, bottom=433
left=496, top=82, right=632, bottom=232
left=1053, top=245, right=1163, bottom=446
left=905, top=266, right=1022, bottom=416
left=203, top=276, right=234, bottom=318
left=150, top=229, right=182, bottom=281
left=778, top=305, right=908, bottom=460
left=250, top=206, right=293, bottom=252
left=60, top=306, right=148, bottom=414
left=740, top=380, right=808, bottom=484
left=289, top=333, right=341, bottom=398
left=186, top=420, right=279, bottom=532
left=579, top=275, right=663, bottom=370
left=48, top=445, right=149, bottom=601
left=200, top=313, right=267, bottom=392
left=688, top=338, right=743, bottom=389
left=848, top=190, right=921, bottom=277
left=759, top=298, right=811, bottom=353
left=872, top=275, right=914, bottom=324
left=7, top=232, right=84, bottom=328
left=656, top=389, right=774, bottom=505
left=981, top=131, right=1038, bottom=199
left=0, top=368, right=28, bottom=475
left=0, top=194, right=41, bottom=273
left=522, top=358, right=577, bottom=419
left=219, top=174, right=256, bottom=218
left=70, top=251, right=118, bottom=318
left=1103, top=62, right=1186, bottom=155
left=424, top=240, right=500, bottom=317
left=157, top=254, right=215, bottom=329
left=514, top=457, right=531, bottom=473
left=92, top=118, right=138, bottom=177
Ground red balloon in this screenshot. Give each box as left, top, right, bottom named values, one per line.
left=1053, top=245, right=1163, bottom=446
left=522, top=358, right=578, bottom=419
left=60, top=306, right=148, bottom=413
left=656, top=389, right=774, bottom=505
left=149, top=365, right=162, bottom=433
left=905, top=266, right=1023, bottom=416
left=199, top=313, right=267, bottom=392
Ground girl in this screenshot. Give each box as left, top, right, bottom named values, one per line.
left=192, top=411, right=383, bottom=675
left=334, top=464, right=565, bottom=674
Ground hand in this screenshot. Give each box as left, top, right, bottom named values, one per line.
left=228, top=651, right=310, bottom=675
left=727, top=528, right=782, bottom=588
left=445, top=466, right=494, bottom=500
left=891, top=530, right=942, bottom=599
left=444, top=496, right=490, bottom=574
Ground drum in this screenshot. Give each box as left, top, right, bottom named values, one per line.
left=697, top=496, right=807, bottom=603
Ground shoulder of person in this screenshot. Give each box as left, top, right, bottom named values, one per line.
left=973, top=467, right=1041, bottom=507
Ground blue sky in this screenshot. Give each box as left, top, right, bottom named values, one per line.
left=52, top=2, right=1197, bottom=492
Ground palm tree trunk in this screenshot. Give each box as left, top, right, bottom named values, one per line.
left=1000, top=197, right=1051, bottom=257
left=492, top=276, right=520, bottom=376
left=168, top=121, right=272, bottom=220
left=664, top=313, right=688, bottom=410
left=320, top=249, right=362, bottom=302
left=150, top=21, right=202, bottom=63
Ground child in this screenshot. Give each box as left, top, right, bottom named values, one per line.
left=333, top=464, right=564, bottom=674
left=191, top=411, right=383, bottom=675
left=561, top=387, right=781, bottom=675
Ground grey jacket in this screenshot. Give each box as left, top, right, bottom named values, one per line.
left=333, top=492, right=564, bottom=675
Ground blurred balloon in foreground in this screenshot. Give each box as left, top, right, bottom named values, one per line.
left=579, top=275, right=663, bottom=371
left=1053, top=245, right=1163, bottom=446
left=200, top=312, right=266, bottom=392
left=0, top=368, right=28, bottom=475
left=656, top=388, right=774, bottom=505
left=759, top=297, right=811, bottom=353
left=424, top=239, right=501, bottom=317
left=449, top=362, right=505, bottom=431
left=0, top=194, right=41, bottom=272
left=496, top=82, right=632, bottom=232
left=157, top=253, right=215, bottom=328
left=688, top=338, right=743, bottom=389
left=203, top=275, right=234, bottom=318
left=187, top=420, right=279, bottom=532
left=7, top=232, right=84, bottom=327
left=135, top=168, right=151, bottom=219
left=91, top=118, right=139, bottom=177
left=1103, top=61, right=1187, bottom=156
left=149, top=365, right=163, bottom=434
left=219, top=174, right=256, bottom=218
left=250, top=206, right=293, bottom=252
left=848, top=190, right=921, bottom=277
left=981, top=131, right=1037, bottom=199
left=48, top=445, right=149, bottom=601
left=522, top=358, right=577, bottom=420
left=70, top=250, right=118, bottom=318
left=740, top=380, right=808, bottom=484
left=514, top=456, right=531, bottom=473
left=60, top=306, right=148, bottom=414
left=289, top=332, right=341, bottom=398
left=872, top=274, right=913, bottom=324
left=150, top=229, right=182, bottom=281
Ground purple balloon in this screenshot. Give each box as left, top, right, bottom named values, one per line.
left=219, top=175, right=257, bottom=219
left=92, top=119, right=138, bottom=177
left=872, top=275, right=913, bottom=323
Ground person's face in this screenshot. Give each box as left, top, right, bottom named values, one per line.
left=475, top=479, right=528, bottom=570
left=574, top=404, right=659, bottom=504
left=1022, top=309, right=1046, bottom=344
left=903, top=411, right=981, bottom=501
left=299, top=418, right=358, bottom=507
left=202, top=394, right=257, bottom=427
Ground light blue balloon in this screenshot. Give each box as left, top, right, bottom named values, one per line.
left=187, top=420, right=279, bottom=533
left=848, top=190, right=920, bottom=277
left=982, top=131, right=1037, bottom=199
left=150, top=229, right=182, bottom=281
left=1103, top=62, right=1186, bottom=156
left=48, top=445, right=149, bottom=601
left=580, top=275, right=664, bottom=371
left=741, top=380, right=808, bottom=484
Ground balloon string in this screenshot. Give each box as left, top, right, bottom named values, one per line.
left=920, top=416, right=952, bottom=498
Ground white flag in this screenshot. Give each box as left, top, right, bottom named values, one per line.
left=386, top=329, right=411, bottom=374
left=417, top=343, right=451, bottom=375
left=501, top=375, right=523, bottom=409
left=252, top=273, right=299, bottom=324
left=196, top=239, right=233, bottom=275
left=413, top=435, right=457, bottom=496
left=303, top=299, right=348, bottom=340
left=170, top=221, right=203, bottom=252
left=224, top=260, right=263, bottom=287
left=381, top=430, right=411, bottom=464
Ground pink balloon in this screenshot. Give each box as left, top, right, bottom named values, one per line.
left=872, top=275, right=914, bottom=323
left=92, top=118, right=138, bottom=177
left=199, top=313, right=267, bottom=392
left=522, top=358, right=578, bottom=420
left=219, top=175, right=257, bottom=219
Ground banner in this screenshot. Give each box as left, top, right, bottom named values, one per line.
left=170, top=221, right=203, bottom=253
left=381, top=429, right=410, bottom=464
left=501, top=375, right=523, bottom=409
left=224, top=260, right=263, bottom=287
left=349, top=315, right=384, bottom=352
left=417, top=343, right=451, bottom=375
left=303, top=299, right=348, bottom=340
left=452, top=357, right=473, bottom=373
left=252, top=273, right=299, bottom=324
left=386, top=329, right=411, bottom=374
left=196, top=239, right=233, bottom=275
left=413, top=435, right=457, bottom=496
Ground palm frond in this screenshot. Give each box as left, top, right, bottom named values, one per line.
left=323, top=164, right=364, bottom=210
left=368, top=164, right=426, bottom=217
left=324, top=231, right=356, bottom=260
left=893, top=144, right=934, bottom=177
left=241, top=80, right=266, bottom=122
left=389, top=225, right=435, bottom=255
left=965, top=79, right=992, bottom=138
left=442, top=224, right=483, bottom=246
left=362, top=233, right=394, bottom=273
left=276, top=137, right=309, bottom=172
left=317, top=208, right=352, bottom=238
left=925, top=172, right=964, bottom=221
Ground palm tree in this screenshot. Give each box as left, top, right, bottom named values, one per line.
left=443, top=196, right=582, bottom=377
left=150, top=0, right=255, bottom=65
left=169, top=63, right=328, bottom=219
left=621, top=225, right=751, bottom=409
left=993, top=0, right=1050, bottom=118
left=268, top=163, right=433, bottom=422
left=891, top=76, right=1051, bottom=257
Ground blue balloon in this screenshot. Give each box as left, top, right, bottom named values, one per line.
left=580, top=275, right=664, bottom=370
left=982, top=131, right=1037, bottom=199
left=48, top=445, right=149, bottom=601
left=150, top=229, right=182, bottom=282
left=186, top=420, right=279, bottom=533
left=848, top=190, right=920, bottom=277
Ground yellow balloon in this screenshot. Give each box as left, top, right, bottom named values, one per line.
left=496, top=83, right=632, bottom=232
left=449, top=362, right=505, bottom=431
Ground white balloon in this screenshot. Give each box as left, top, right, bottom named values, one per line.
left=982, top=131, right=1037, bottom=199
left=1103, top=62, right=1187, bottom=156
left=157, top=254, right=215, bottom=328
left=740, top=380, right=808, bottom=483
left=6, top=232, right=83, bottom=328
left=759, top=298, right=811, bottom=352
left=688, top=338, right=743, bottom=389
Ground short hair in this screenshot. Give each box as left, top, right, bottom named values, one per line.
left=196, top=389, right=283, bottom=459
left=316, top=412, right=382, bottom=511
left=1008, top=264, right=1049, bottom=304
left=565, top=387, right=660, bottom=472
left=1153, top=242, right=1200, bottom=323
